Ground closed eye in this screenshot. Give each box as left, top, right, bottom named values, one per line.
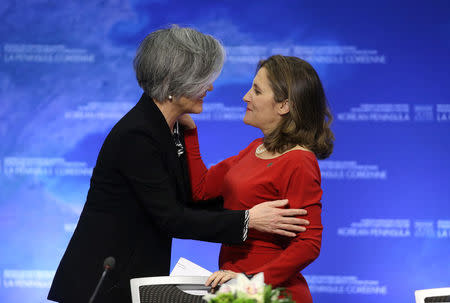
left=253, top=84, right=261, bottom=95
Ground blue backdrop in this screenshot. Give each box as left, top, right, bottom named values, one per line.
left=1, top=0, right=449, bottom=302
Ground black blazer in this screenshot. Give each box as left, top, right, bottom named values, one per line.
left=48, top=93, right=245, bottom=303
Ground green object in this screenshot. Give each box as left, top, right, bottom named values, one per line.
left=205, top=285, right=294, bottom=303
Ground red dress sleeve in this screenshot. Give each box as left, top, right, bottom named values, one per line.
left=245, top=156, right=323, bottom=287
left=184, top=128, right=258, bottom=201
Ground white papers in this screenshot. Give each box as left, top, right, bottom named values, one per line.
left=170, top=257, right=212, bottom=295
left=170, top=257, right=212, bottom=277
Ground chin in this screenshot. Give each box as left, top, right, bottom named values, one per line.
left=243, top=114, right=251, bottom=125
left=191, top=104, right=203, bottom=114
left=243, top=116, right=259, bottom=129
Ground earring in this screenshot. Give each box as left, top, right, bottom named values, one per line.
left=168, top=95, right=173, bottom=101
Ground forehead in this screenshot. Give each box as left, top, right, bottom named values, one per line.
left=253, top=67, right=270, bottom=86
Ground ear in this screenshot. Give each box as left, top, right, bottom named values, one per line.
left=277, top=99, right=290, bottom=115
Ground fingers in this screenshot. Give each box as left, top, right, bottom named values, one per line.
left=277, top=223, right=306, bottom=233
left=216, top=273, right=232, bottom=286
left=205, top=270, right=234, bottom=288
left=205, top=271, right=220, bottom=286
left=260, top=200, right=308, bottom=217
left=261, top=200, right=308, bottom=216
left=177, top=114, right=196, bottom=129
left=272, top=229, right=297, bottom=237
left=248, top=200, right=309, bottom=236
left=263, top=199, right=288, bottom=207
left=269, top=217, right=310, bottom=236
left=297, top=209, right=308, bottom=216
left=281, top=217, right=310, bottom=226
left=267, top=222, right=307, bottom=237
left=279, top=208, right=307, bottom=216
left=274, top=217, right=309, bottom=234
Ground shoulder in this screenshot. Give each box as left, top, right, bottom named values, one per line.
left=236, top=138, right=262, bottom=157
left=284, top=150, right=318, bottom=167
left=244, top=138, right=262, bottom=152
left=280, top=151, right=321, bottom=180
left=279, top=152, right=323, bottom=202
left=249, top=138, right=263, bottom=149
left=94, top=117, right=171, bottom=173
left=109, top=102, right=169, bottom=148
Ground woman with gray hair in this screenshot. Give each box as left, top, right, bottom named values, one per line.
left=47, top=25, right=308, bottom=303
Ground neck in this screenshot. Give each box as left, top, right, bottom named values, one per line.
left=261, top=127, right=275, bottom=139
left=154, top=99, right=182, bottom=132
left=260, top=121, right=279, bottom=137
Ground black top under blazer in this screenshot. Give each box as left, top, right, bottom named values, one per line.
left=48, top=93, right=245, bottom=303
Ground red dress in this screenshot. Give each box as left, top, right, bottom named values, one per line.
left=184, top=129, right=323, bottom=303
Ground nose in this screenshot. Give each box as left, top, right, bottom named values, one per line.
left=243, top=89, right=251, bottom=103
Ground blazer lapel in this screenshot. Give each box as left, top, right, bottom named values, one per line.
left=135, top=93, right=190, bottom=204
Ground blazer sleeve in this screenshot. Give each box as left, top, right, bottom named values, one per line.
left=244, top=159, right=323, bottom=286
left=184, top=128, right=256, bottom=201
left=118, top=129, right=245, bottom=244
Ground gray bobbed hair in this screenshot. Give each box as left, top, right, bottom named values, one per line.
left=133, top=25, right=225, bottom=101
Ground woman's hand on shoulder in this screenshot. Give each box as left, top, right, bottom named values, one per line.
left=178, top=114, right=196, bottom=130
